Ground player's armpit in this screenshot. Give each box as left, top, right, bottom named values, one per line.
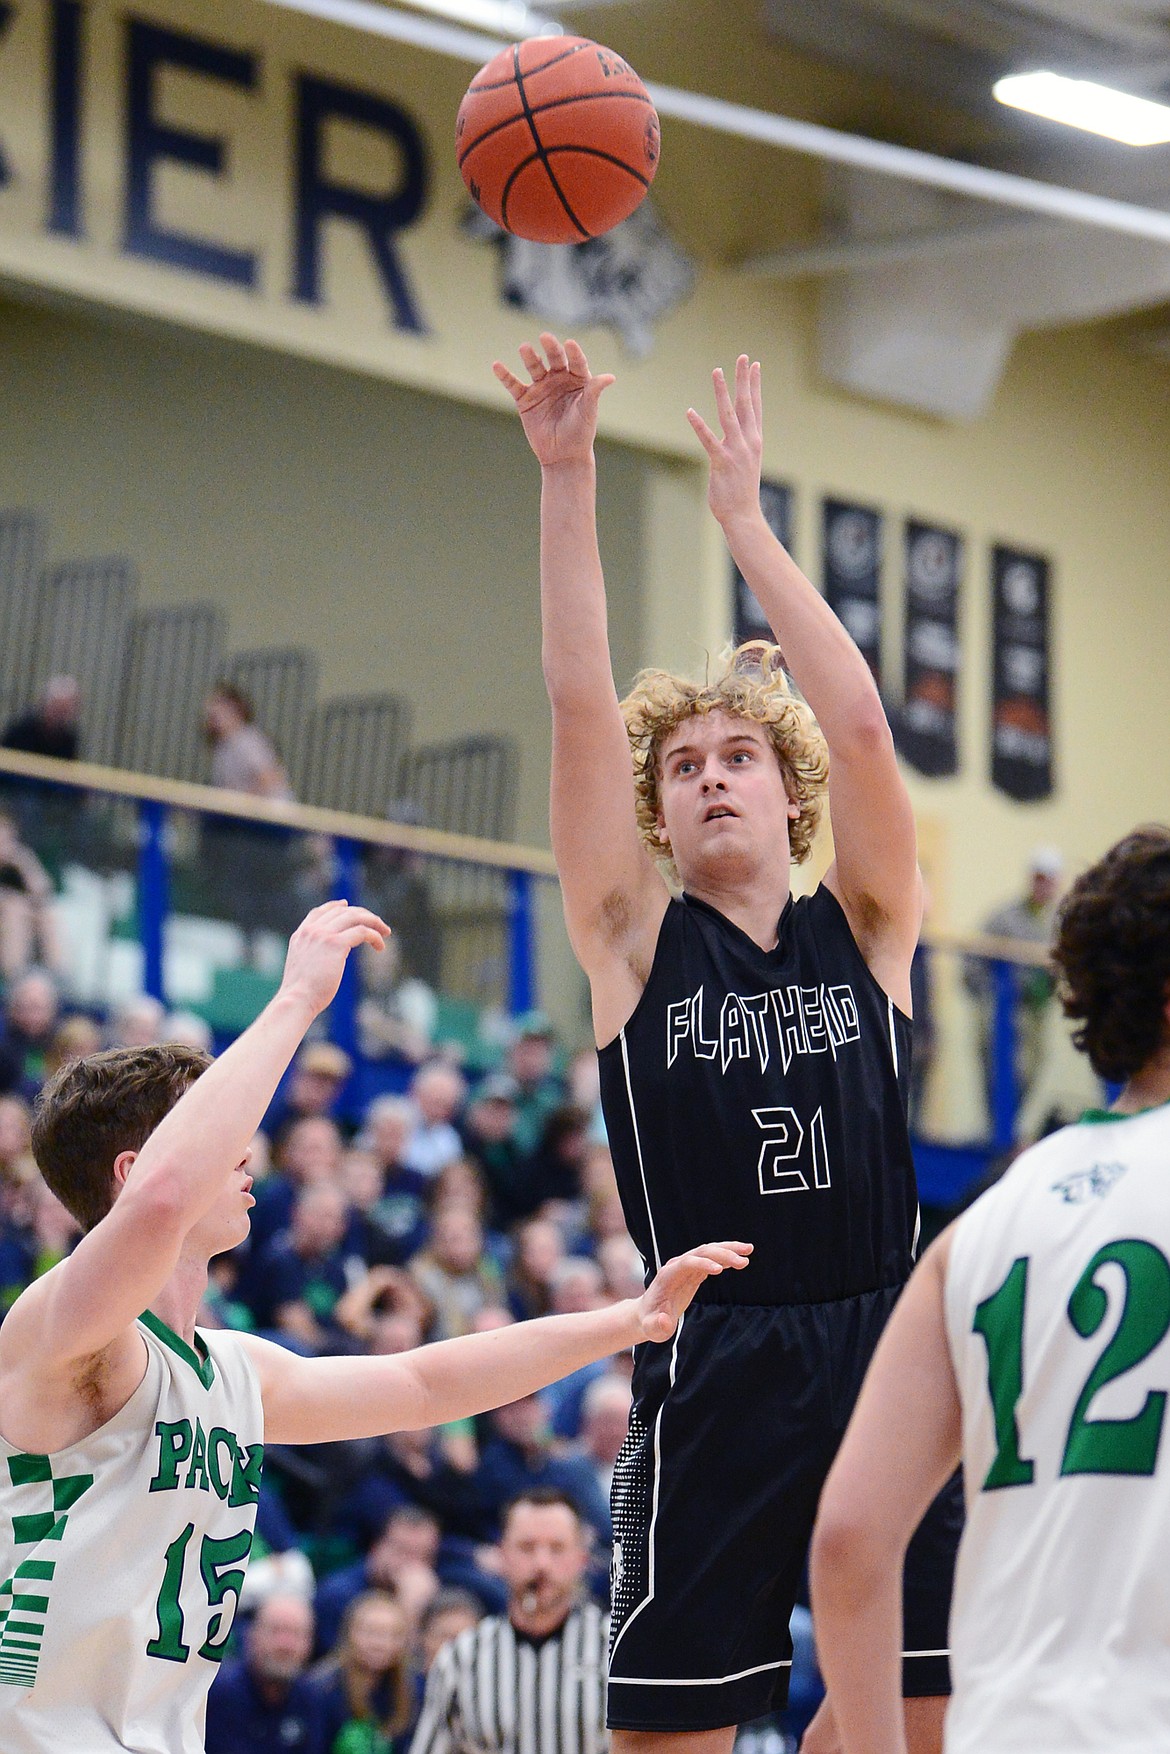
left=549, top=709, right=668, bottom=1036
left=820, top=727, right=923, bottom=1009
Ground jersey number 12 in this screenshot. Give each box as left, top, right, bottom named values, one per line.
left=973, top=1238, right=1170, bottom=1489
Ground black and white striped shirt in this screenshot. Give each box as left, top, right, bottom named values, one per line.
left=409, top=1603, right=610, bottom=1754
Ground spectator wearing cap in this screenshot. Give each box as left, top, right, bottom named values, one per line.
left=506, top=1013, right=566, bottom=1158
left=403, top=1063, right=467, bottom=1179
left=461, top=1073, right=535, bottom=1229
left=964, top=845, right=1065, bottom=1120
left=267, top=1040, right=354, bottom=1144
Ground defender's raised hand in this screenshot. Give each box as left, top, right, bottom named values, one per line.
left=687, top=353, right=765, bottom=530
left=637, top=1241, right=753, bottom=1343
left=493, top=332, right=615, bottom=469
left=280, top=900, right=391, bottom=1020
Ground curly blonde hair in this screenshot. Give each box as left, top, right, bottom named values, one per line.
left=622, top=642, right=829, bottom=876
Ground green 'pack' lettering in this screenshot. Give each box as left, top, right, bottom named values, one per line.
left=150, top=1420, right=194, bottom=1492
left=184, top=1420, right=210, bottom=1492
left=208, top=1429, right=237, bottom=1501
left=228, top=1442, right=264, bottom=1507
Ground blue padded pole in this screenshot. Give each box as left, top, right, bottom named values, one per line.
left=508, top=868, right=535, bottom=1015
left=330, top=836, right=362, bottom=1059
left=138, top=799, right=169, bottom=1005
left=989, top=958, right=1017, bottom=1151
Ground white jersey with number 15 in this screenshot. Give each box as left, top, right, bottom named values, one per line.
left=0, top=1316, right=264, bottom=1754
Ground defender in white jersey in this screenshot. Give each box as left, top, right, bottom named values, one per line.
left=0, top=900, right=750, bottom=1754
left=810, top=824, right=1170, bottom=1754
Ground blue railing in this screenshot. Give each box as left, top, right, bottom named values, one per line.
left=0, top=746, right=555, bottom=1070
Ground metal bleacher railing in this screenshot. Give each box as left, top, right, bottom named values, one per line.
left=0, top=745, right=555, bottom=1071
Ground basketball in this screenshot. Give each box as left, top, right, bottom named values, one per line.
left=456, top=37, right=660, bottom=245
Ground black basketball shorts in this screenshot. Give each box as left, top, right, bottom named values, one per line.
left=606, top=1289, right=963, bottom=1732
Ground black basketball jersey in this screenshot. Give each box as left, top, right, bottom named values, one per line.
left=597, top=885, right=918, bottom=1306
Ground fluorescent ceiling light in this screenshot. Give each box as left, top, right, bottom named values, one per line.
left=263, top=0, right=560, bottom=48
left=390, top=0, right=561, bottom=34
left=994, top=69, right=1170, bottom=146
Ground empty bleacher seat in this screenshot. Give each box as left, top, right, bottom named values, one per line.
left=116, top=602, right=227, bottom=781
left=397, top=735, right=518, bottom=841
left=35, top=558, right=137, bottom=765
left=0, top=512, right=45, bottom=731
left=395, top=736, right=521, bottom=1011
left=299, top=692, right=412, bottom=817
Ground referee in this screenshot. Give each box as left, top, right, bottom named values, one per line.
left=409, top=1489, right=609, bottom=1754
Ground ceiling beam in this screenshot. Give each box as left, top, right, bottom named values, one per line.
left=741, top=216, right=1063, bottom=277
left=260, top=0, right=1170, bottom=247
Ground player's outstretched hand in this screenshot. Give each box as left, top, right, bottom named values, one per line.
left=637, top=1241, right=752, bottom=1343
left=492, top=332, right=615, bottom=469
left=280, top=900, right=391, bottom=1020
left=686, top=353, right=764, bottom=530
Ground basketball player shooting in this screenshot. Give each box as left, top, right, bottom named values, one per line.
left=811, top=826, right=1170, bottom=1754
left=494, top=333, right=960, bottom=1754
left=0, top=900, right=749, bottom=1753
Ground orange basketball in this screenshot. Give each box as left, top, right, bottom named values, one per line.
left=456, top=37, right=660, bottom=245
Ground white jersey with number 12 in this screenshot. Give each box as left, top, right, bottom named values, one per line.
left=944, top=1101, right=1170, bottom=1754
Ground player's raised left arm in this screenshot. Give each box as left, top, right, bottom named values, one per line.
left=243, top=1241, right=750, bottom=1443
left=809, top=1233, right=962, bottom=1754
left=688, top=356, right=921, bottom=1008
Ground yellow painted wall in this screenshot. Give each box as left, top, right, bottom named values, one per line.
left=0, top=291, right=647, bottom=845
left=1, top=0, right=1169, bottom=1056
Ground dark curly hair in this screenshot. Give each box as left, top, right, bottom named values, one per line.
left=1052, top=826, right=1170, bottom=1083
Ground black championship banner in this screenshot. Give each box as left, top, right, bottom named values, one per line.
left=991, top=545, right=1053, bottom=801
left=898, top=520, right=962, bottom=776
left=823, top=499, right=883, bottom=685
left=732, top=479, right=793, bottom=645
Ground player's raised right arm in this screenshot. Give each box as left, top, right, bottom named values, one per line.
left=494, top=334, right=666, bottom=1032
left=0, top=902, right=389, bottom=1373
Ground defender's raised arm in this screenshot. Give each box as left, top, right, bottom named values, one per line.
left=0, top=901, right=389, bottom=1379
